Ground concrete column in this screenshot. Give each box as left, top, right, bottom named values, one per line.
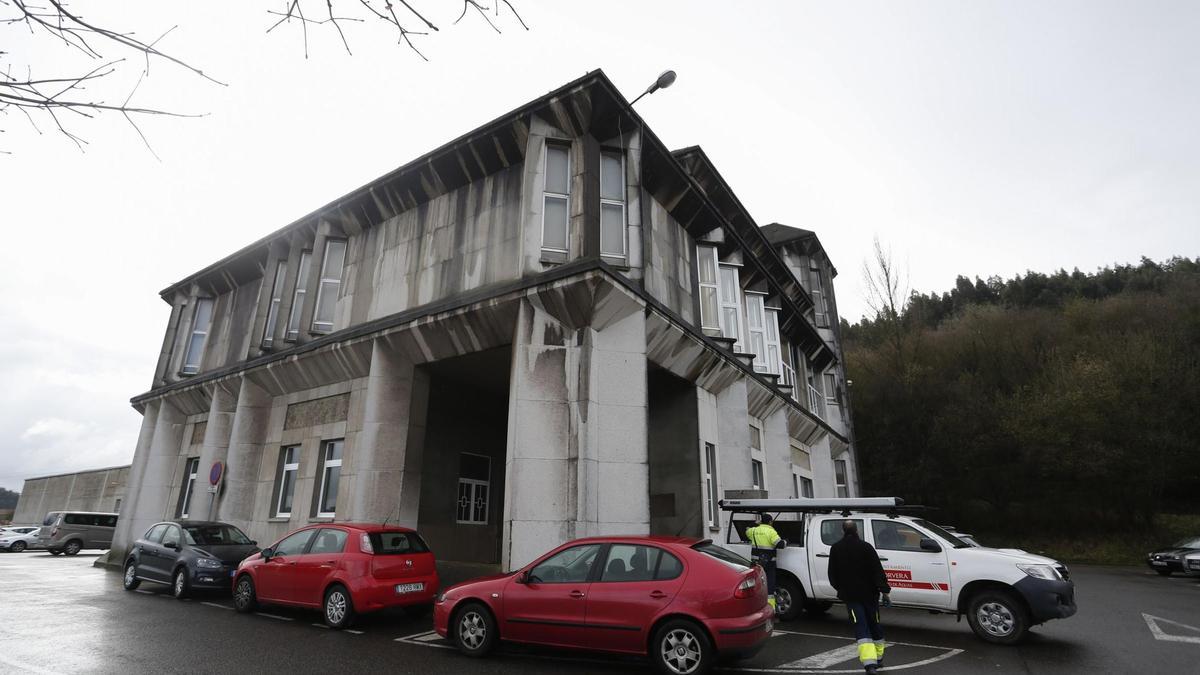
left=195, top=383, right=238, bottom=520
left=218, top=377, right=273, bottom=532
left=348, top=338, right=428, bottom=525
left=121, top=400, right=186, bottom=557
left=715, top=377, right=752, bottom=533
left=108, top=400, right=161, bottom=561
left=809, top=436, right=837, bottom=498
left=762, top=407, right=791, bottom=498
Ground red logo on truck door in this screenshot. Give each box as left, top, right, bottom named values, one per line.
left=885, top=568, right=949, bottom=591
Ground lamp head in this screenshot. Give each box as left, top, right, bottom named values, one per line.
left=646, top=69, right=677, bottom=95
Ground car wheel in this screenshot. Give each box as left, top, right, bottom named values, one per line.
left=804, top=600, right=833, bottom=617
left=453, top=602, right=497, bottom=657
left=967, top=590, right=1029, bottom=645
left=172, top=568, right=190, bottom=599
left=776, top=577, right=803, bottom=621
left=652, top=618, right=714, bottom=675
left=48, top=549, right=62, bottom=556
left=123, top=561, right=141, bottom=591
left=324, top=585, right=355, bottom=629
left=233, top=575, right=258, bottom=613
left=63, top=540, right=82, bottom=556
left=1156, top=569, right=1172, bottom=577
left=11, top=541, right=26, bottom=553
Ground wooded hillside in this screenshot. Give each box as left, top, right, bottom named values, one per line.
left=843, top=257, right=1200, bottom=535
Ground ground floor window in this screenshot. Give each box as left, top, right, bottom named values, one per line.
left=177, top=457, right=199, bottom=518
left=703, top=442, right=719, bottom=529
left=834, top=458, right=849, bottom=498
left=315, top=439, right=343, bottom=518
left=274, top=446, right=299, bottom=517
left=457, top=453, right=491, bottom=524
left=751, top=459, right=764, bottom=490
left=793, top=474, right=814, bottom=498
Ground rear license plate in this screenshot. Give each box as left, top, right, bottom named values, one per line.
left=395, top=582, right=424, bottom=594
left=1151, top=561, right=1167, bottom=566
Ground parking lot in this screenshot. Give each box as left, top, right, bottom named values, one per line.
left=1, top=551, right=1198, bottom=674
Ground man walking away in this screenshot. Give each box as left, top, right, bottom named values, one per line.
left=828, top=520, right=890, bottom=674
left=746, top=513, right=786, bottom=612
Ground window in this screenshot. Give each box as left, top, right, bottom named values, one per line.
left=718, top=265, right=744, bottom=349
left=834, top=459, right=849, bottom=498
left=703, top=442, right=719, bottom=529
left=181, top=298, right=213, bottom=375
left=311, top=239, right=346, bottom=333
left=748, top=423, right=764, bottom=490
left=819, top=518, right=863, bottom=546
left=309, top=528, right=348, bottom=555
left=177, top=457, right=199, bottom=518
left=262, top=260, right=287, bottom=347
left=600, top=545, right=682, bottom=582
left=456, top=453, right=491, bottom=525
left=114, top=498, right=122, bottom=513
left=528, top=544, right=602, bottom=584
left=745, top=293, right=769, bottom=371
left=696, top=246, right=720, bottom=331
left=810, top=259, right=829, bottom=328
left=144, top=524, right=169, bottom=543
left=798, top=476, right=814, bottom=498
left=751, top=460, right=764, bottom=491
left=285, top=250, right=312, bottom=341
left=871, top=521, right=929, bottom=552
left=273, top=529, right=316, bottom=557
left=692, top=542, right=752, bottom=570
left=183, top=524, right=252, bottom=545
left=542, top=143, right=570, bottom=252
left=160, top=525, right=181, bottom=549
left=824, top=372, right=839, bottom=406
left=370, top=531, right=431, bottom=554
left=764, top=308, right=782, bottom=375
left=274, top=446, right=300, bottom=517
left=99, top=514, right=118, bottom=527
left=315, top=439, right=344, bottom=517
left=600, top=150, right=625, bottom=257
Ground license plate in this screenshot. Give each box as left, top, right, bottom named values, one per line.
left=395, top=582, right=424, bottom=594
left=1151, top=561, right=1167, bottom=566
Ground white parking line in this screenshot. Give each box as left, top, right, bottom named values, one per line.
left=312, top=623, right=330, bottom=629
left=1143, top=613, right=1200, bottom=644
left=395, top=630, right=455, bottom=650
left=201, top=602, right=233, bottom=610
left=778, top=644, right=860, bottom=669
left=135, top=589, right=154, bottom=595
left=256, top=612, right=294, bottom=621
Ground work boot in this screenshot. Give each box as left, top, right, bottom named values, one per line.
left=864, top=665, right=878, bottom=674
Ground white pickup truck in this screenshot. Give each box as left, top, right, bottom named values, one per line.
left=719, top=498, right=1077, bottom=644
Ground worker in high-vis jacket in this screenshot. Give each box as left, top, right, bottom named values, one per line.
left=745, top=513, right=786, bottom=611
left=828, top=519, right=891, bottom=674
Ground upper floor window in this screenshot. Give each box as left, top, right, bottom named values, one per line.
left=697, top=246, right=720, bottom=332
left=286, top=250, right=312, bottom=341
left=181, top=298, right=214, bottom=375
left=600, top=150, right=626, bottom=258
left=764, top=307, right=782, bottom=375
left=824, top=371, right=839, bottom=406
left=312, top=239, right=346, bottom=333
left=718, top=265, right=744, bottom=350
left=745, top=293, right=769, bottom=372
left=834, top=458, right=849, bottom=498
left=542, top=143, right=570, bottom=252
left=810, top=259, right=829, bottom=328
left=262, top=260, right=287, bottom=348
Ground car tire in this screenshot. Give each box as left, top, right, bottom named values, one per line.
left=453, top=602, right=498, bottom=657
left=233, top=575, right=258, bottom=613
left=63, top=540, right=82, bottom=556
left=324, top=584, right=356, bottom=629
left=966, top=590, right=1029, bottom=645
left=776, top=577, right=804, bottom=621
left=1156, top=569, right=1172, bottom=577
left=11, top=541, right=26, bottom=553
left=804, top=600, right=833, bottom=617
left=123, top=561, right=141, bottom=591
left=403, top=603, right=433, bottom=619
left=172, top=568, right=190, bottom=599
left=652, top=618, right=714, bottom=675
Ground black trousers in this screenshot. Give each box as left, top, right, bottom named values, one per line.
left=753, top=549, right=777, bottom=595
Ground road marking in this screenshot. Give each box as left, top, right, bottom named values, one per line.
left=256, top=612, right=294, bottom=621
left=135, top=589, right=154, bottom=595
left=345, top=629, right=364, bottom=635
left=395, top=630, right=455, bottom=650
left=202, top=602, right=233, bottom=610
left=1143, top=613, right=1200, bottom=644
left=778, top=644, right=860, bottom=669
left=312, top=623, right=330, bottom=629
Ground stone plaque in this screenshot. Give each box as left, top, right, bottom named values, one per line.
left=284, top=393, right=350, bottom=430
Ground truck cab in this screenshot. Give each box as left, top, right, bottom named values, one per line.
left=720, top=498, right=1077, bottom=644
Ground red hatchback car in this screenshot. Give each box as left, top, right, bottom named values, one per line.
left=233, top=523, right=438, bottom=628
left=433, top=536, right=772, bottom=675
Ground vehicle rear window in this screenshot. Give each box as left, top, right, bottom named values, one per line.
left=369, top=532, right=429, bottom=554
left=43, top=513, right=61, bottom=526
left=184, top=525, right=252, bottom=546
left=692, top=542, right=752, bottom=571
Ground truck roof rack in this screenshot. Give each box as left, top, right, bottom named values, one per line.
left=718, top=497, right=921, bottom=517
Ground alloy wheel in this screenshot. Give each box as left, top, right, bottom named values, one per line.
left=174, top=571, right=186, bottom=597
left=459, top=611, right=487, bottom=650
left=64, top=541, right=81, bottom=555
left=11, top=541, right=26, bottom=553
left=978, top=601, right=1016, bottom=637
left=776, top=587, right=792, bottom=616
left=234, top=578, right=254, bottom=610
left=125, top=565, right=137, bottom=586
left=661, top=628, right=702, bottom=674
left=326, top=590, right=347, bottom=625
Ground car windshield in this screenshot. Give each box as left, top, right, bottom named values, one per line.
left=183, top=524, right=253, bottom=546
left=912, top=519, right=972, bottom=549
left=1171, top=537, right=1200, bottom=549
left=693, top=542, right=752, bottom=571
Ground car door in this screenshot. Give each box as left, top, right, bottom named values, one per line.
left=502, top=543, right=602, bottom=648
left=867, top=519, right=952, bottom=608
left=291, top=528, right=348, bottom=606
left=137, top=524, right=170, bottom=581
left=809, top=516, right=865, bottom=599
left=584, top=544, right=687, bottom=653
left=257, top=529, right=318, bottom=603
left=157, top=525, right=185, bottom=578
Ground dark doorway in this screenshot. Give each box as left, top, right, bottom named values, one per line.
left=647, top=365, right=702, bottom=537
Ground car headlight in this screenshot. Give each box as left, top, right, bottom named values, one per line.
left=1017, top=564, right=1062, bottom=581
left=195, top=558, right=223, bottom=569
left=435, top=592, right=447, bottom=604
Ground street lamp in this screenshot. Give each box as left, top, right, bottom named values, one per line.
left=629, top=70, right=677, bottom=107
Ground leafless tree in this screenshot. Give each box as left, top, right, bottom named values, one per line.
left=1, top=1, right=527, bottom=154
left=862, top=235, right=911, bottom=366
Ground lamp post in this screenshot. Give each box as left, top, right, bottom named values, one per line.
left=628, top=70, right=677, bottom=107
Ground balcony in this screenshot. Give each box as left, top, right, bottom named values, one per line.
left=807, top=384, right=826, bottom=420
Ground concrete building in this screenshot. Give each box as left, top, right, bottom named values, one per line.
left=109, top=71, right=859, bottom=572
left=12, top=465, right=130, bottom=525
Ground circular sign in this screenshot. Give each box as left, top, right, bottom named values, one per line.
left=209, top=461, right=224, bottom=486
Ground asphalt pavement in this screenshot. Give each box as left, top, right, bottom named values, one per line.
left=1, top=551, right=1198, bottom=674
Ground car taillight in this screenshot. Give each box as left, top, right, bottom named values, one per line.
left=734, top=573, right=758, bottom=599
left=359, top=533, right=374, bottom=554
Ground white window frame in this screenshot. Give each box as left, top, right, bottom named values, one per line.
left=834, top=458, right=849, bottom=498
left=823, top=371, right=839, bottom=407
left=810, top=259, right=829, bottom=328
left=764, top=307, right=782, bottom=376
left=744, top=292, right=769, bottom=372
left=179, top=457, right=199, bottom=518
left=748, top=420, right=766, bottom=491
left=311, top=239, right=346, bottom=334
left=793, top=471, right=815, bottom=499
left=541, top=143, right=571, bottom=253
left=456, top=452, right=492, bottom=525
left=599, top=149, right=626, bottom=258
left=697, top=246, right=720, bottom=332
left=285, top=250, right=312, bottom=341
left=703, top=442, right=719, bottom=529
left=316, top=439, right=343, bottom=518
left=181, top=298, right=214, bottom=376
left=262, top=260, right=287, bottom=348
left=718, top=265, right=745, bottom=350
left=275, top=446, right=300, bottom=517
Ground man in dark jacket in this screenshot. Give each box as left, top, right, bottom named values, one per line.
left=828, top=520, right=890, bottom=674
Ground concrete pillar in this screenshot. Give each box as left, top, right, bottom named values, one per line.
left=810, top=436, right=837, bottom=498
left=218, top=377, right=273, bottom=532
left=108, top=400, right=161, bottom=561
left=348, top=338, right=428, bottom=525
left=715, top=378, right=752, bottom=533
left=195, top=383, right=238, bottom=520
left=122, top=400, right=186, bottom=556
left=762, top=407, right=791, bottom=498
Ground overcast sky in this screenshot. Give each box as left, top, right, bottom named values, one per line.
left=2, top=0, right=1197, bottom=491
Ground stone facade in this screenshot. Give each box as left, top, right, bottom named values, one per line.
left=109, top=71, right=860, bottom=571
left=12, top=465, right=130, bottom=525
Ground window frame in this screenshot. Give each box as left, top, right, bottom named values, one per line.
left=599, top=149, right=626, bottom=259
left=696, top=245, right=721, bottom=332
left=718, top=264, right=745, bottom=350
left=274, top=445, right=300, bottom=518
left=703, top=442, right=719, bottom=530
left=823, top=371, right=839, bottom=407
left=748, top=420, right=765, bottom=491
left=178, top=457, right=200, bottom=519
left=180, top=297, right=214, bottom=376
left=834, top=458, right=849, bottom=498
left=311, top=239, right=347, bottom=334
left=764, top=307, right=783, bottom=375
left=262, top=260, right=288, bottom=348
left=810, top=259, right=829, bottom=328
left=744, top=292, right=770, bottom=372
left=456, top=452, right=491, bottom=525
left=527, top=543, right=603, bottom=584
left=285, top=250, right=312, bottom=341
left=315, top=439, right=344, bottom=518
left=541, top=142, right=571, bottom=254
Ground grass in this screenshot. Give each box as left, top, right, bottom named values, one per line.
left=972, top=513, right=1200, bottom=566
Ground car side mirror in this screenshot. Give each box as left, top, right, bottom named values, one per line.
left=250, top=541, right=257, bottom=547
left=920, top=538, right=942, bottom=552
left=515, top=570, right=529, bottom=584
left=261, top=547, right=274, bottom=561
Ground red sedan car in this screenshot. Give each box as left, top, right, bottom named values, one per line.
left=233, top=523, right=438, bottom=628
left=433, top=536, right=772, bottom=675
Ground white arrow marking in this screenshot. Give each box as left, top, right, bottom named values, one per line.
left=778, top=644, right=860, bottom=669
left=1143, top=613, right=1200, bottom=644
